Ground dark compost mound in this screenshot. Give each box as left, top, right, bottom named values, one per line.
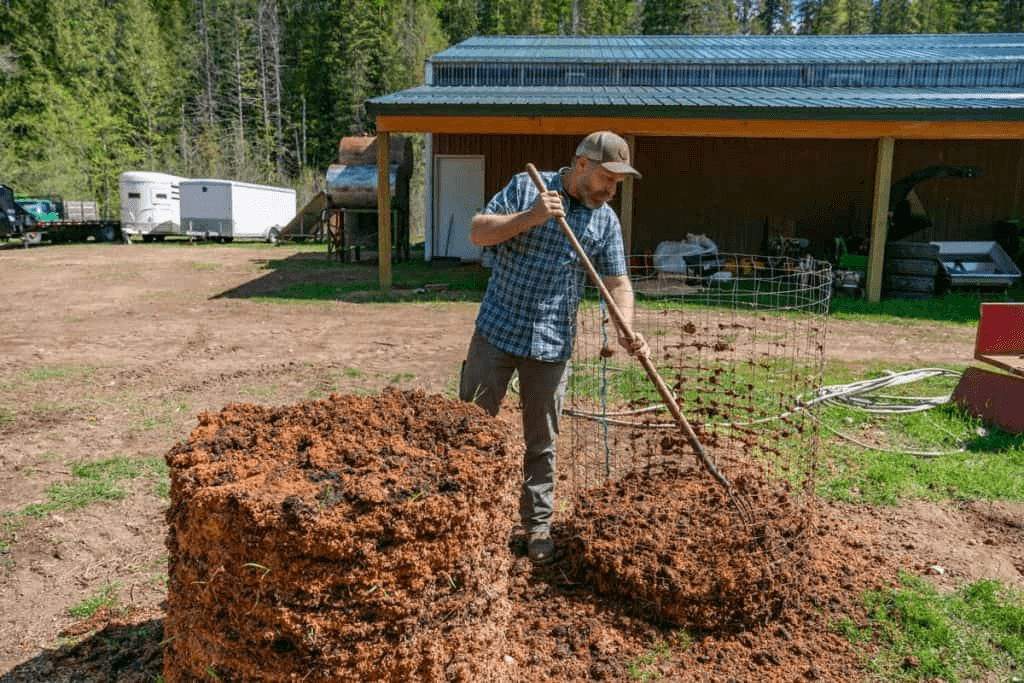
left=568, top=462, right=813, bottom=631
left=163, top=389, right=519, bottom=682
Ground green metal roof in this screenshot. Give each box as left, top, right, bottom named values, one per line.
left=428, top=34, right=1024, bottom=66
left=366, top=34, right=1024, bottom=121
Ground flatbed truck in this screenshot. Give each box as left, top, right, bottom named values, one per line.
left=1, top=184, right=123, bottom=245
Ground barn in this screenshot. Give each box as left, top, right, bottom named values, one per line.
left=365, top=33, right=1024, bottom=301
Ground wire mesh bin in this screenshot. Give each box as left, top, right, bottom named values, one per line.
left=558, top=253, right=833, bottom=629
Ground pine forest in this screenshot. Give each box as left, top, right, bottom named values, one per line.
left=1, top=0, right=1021, bottom=215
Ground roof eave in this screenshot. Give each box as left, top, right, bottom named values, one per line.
left=367, top=101, right=1024, bottom=121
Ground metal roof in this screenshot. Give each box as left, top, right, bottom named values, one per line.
left=429, top=34, right=1024, bottom=65
left=366, top=34, right=1024, bottom=123
left=369, top=85, right=1024, bottom=120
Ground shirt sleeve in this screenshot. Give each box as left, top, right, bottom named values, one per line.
left=484, top=172, right=535, bottom=216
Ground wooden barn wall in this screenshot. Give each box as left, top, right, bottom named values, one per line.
left=434, top=134, right=1024, bottom=258
left=890, top=139, right=1024, bottom=244
left=632, top=137, right=877, bottom=255
left=435, top=133, right=583, bottom=200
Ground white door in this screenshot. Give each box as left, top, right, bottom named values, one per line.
left=434, top=155, right=485, bottom=261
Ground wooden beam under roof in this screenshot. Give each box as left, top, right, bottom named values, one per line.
left=374, top=115, right=1024, bottom=140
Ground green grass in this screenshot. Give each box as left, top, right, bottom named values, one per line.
left=68, top=581, right=122, bottom=619
left=812, top=358, right=1023, bottom=680
left=19, top=456, right=169, bottom=518
left=815, top=366, right=1024, bottom=505
left=829, top=284, right=1023, bottom=324
left=836, top=572, right=1024, bottom=682
left=0, top=515, right=17, bottom=563
left=625, top=640, right=672, bottom=681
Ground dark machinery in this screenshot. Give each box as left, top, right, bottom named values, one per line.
left=887, top=165, right=981, bottom=242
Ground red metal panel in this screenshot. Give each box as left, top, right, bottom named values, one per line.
left=952, top=366, right=1024, bottom=434
left=975, top=302, right=1024, bottom=377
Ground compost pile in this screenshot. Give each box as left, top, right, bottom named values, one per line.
left=568, top=461, right=812, bottom=631
left=161, top=388, right=887, bottom=683
left=163, top=389, right=520, bottom=682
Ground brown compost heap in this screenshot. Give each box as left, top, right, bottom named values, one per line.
left=163, top=389, right=520, bottom=682
left=163, top=388, right=864, bottom=683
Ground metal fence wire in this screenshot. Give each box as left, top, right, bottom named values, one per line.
left=557, top=252, right=833, bottom=628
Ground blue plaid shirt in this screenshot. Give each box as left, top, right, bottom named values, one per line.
left=475, top=169, right=627, bottom=363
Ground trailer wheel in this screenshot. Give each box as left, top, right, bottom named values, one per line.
left=94, top=225, right=117, bottom=242
left=267, top=227, right=280, bottom=245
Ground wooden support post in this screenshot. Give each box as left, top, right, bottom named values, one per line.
left=376, top=132, right=392, bottom=290
left=866, top=136, right=895, bottom=303
left=621, top=134, right=636, bottom=255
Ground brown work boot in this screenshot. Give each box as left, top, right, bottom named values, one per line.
left=527, top=531, right=554, bottom=564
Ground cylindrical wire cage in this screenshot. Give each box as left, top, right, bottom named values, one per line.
left=558, top=252, right=833, bottom=629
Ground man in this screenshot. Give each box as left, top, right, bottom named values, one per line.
left=459, top=130, right=648, bottom=564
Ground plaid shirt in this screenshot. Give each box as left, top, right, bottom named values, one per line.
left=475, top=169, right=627, bottom=362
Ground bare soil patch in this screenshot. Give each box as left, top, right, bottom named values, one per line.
left=0, top=243, right=1020, bottom=682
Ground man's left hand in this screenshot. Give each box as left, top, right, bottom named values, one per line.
left=618, top=331, right=649, bottom=359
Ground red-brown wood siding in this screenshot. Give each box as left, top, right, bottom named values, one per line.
left=435, top=134, right=582, bottom=199
left=891, top=140, right=1024, bottom=243
left=434, top=134, right=1024, bottom=257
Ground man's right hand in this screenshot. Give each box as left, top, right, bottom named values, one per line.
left=470, top=189, right=566, bottom=246
left=529, top=190, right=565, bottom=226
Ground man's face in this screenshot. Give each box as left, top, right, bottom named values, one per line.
left=577, top=158, right=626, bottom=209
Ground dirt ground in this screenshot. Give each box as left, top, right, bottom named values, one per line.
left=0, top=242, right=1021, bottom=682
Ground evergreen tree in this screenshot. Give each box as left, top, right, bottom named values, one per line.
left=913, top=0, right=957, bottom=32
left=757, top=0, right=794, bottom=32
left=807, top=0, right=869, bottom=33
left=1006, top=0, right=1024, bottom=31
left=439, top=0, right=480, bottom=43
left=0, top=0, right=131, bottom=211
left=875, top=0, right=918, bottom=32
left=797, top=0, right=821, bottom=33
left=958, top=0, right=1002, bottom=31
left=642, top=0, right=706, bottom=33
left=735, top=0, right=762, bottom=33
left=577, top=0, right=641, bottom=34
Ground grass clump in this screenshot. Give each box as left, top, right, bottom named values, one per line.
left=625, top=640, right=672, bottom=681
left=20, top=456, right=168, bottom=518
left=68, top=581, right=122, bottom=619
left=847, top=572, right=1024, bottom=682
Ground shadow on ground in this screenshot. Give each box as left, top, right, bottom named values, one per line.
left=212, top=251, right=487, bottom=303
left=0, top=609, right=163, bottom=683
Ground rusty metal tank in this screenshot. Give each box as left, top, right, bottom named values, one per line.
left=326, top=135, right=412, bottom=209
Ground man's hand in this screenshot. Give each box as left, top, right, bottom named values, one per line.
left=470, top=189, right=565, bottom=247
left=528, top=190, right=565, bottom=226
left=618, top=331, right=649, bottom=359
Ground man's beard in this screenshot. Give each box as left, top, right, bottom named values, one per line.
left=579, top=183, right=611, bottom=209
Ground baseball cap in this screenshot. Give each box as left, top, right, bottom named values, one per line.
left=575, top=131, right=641, bottom=178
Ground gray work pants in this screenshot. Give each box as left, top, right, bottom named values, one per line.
left=459, top=333, right=570, bottom=534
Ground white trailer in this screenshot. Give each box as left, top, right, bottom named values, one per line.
left=180, top=179, right=296, bottom=243
left=119, top=171, right=187, bottom=241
